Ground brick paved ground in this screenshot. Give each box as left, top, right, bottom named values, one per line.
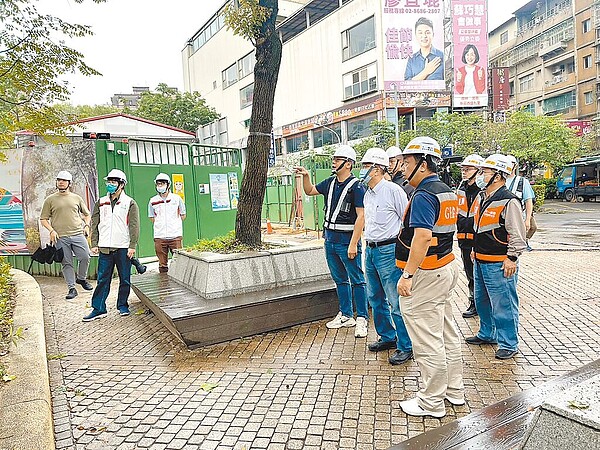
left=40, top=249, right=600, bottom=450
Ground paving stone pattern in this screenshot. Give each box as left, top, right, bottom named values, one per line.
left=40, top=250, right=600, bottom=450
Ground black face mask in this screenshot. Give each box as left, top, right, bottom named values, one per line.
left=331, top=158, right=349, bottom=175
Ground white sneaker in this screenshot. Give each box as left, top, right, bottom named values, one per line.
left=326, top=312, right=356, bottom=329
left=354, top=317, right=368, bottom=338
left=445, top=395, right=465, bottom=406
left=400, top=398, right=446, bottom=418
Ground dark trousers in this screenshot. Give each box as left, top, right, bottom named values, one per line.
left=91, top=249, right=132, bottom=313
left=154, top=237, right=182, bottom=273
left=460, top=246, right=474, bottom=301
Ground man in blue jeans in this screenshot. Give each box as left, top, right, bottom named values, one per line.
left=360, top=148, right=412, bottom=365
left=466, top=154, right=526, bottom=359
left=294, top=146, right=369, bottom=338
left=83, top=169, right=140, bottom=322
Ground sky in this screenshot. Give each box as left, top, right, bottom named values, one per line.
left=42, top=0, right=528, bottom=106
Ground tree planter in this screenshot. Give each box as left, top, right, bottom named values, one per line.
left=131, top=244, right=338, bottom=348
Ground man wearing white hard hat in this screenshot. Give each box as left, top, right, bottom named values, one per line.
left=83, top=169, right=140, bottom=322
left=294, top=145, right=369, bottom=338
left=386, top=146, right=415, bottom=197
left=466, top=154, right=526, bottom=361
left=40, top=171, right=94, bottom=300
left=505, top=155, right=536, bottom=250
left=361, top=147, right=413, bottom=366
left=456, top=154, right=484, bottom=318
left=396, top=136, right=462, bottom=418
left=148, top=173, right=186, bottom=273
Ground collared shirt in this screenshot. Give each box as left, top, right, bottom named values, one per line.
left=364, top=179, right=408, bottom=242
left=404, top=47, right=444, bottom=80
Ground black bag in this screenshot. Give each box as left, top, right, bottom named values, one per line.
left=28, top=244, right=63, bottom=273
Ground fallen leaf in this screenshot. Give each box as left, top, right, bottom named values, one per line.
left=2, top=374, right=16, bottom=382
left=47, top=353, right=68, bottom=360
left=200, top=382, right=219, bottom=392
left=134, top=309, right=145, bottom=315
left=568, top=400, right=590, bottom=410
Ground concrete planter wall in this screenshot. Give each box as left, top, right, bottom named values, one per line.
left=169, top=245, right=333, bottom=300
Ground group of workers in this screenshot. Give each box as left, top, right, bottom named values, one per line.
left=40, top=169, right=186, bottom=322
left=296, top=136, right=533, bottom=418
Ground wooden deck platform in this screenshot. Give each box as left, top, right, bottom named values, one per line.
left=131, top=272, right=338, bottom=348
left=389, top=358, right=600, bottom=450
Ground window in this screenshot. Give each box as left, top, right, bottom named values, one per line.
left=500, top=31, right=509, bottom=45
left=342, top=17, right=376, bottom=61
left=343, top=63, right=377, bottom=100
left=585, top=91, right=594, bottom=105
left=584, top=55, right=592, bottom=69
left=240, top=83, right=254, bottom=109
left=347, top=113, right=377, bottom=140
left=222, top=64, right=238, bottom=88
left=191, top=14, right=224, bottom=53
left=583, top=18, right=591, bottom=34
left=238, top=52, right=255, bottom=79
left=519, top=73, right=534, bottom=92
left=543, top=91, right=576, bottom=114
left=286, top=133, right=308, bottom=153
left=313, top=123, right=342, bottom=148
left=523, top=104, right=535, bottom=114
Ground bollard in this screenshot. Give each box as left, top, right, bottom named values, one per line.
left=266, top=218, right=273, bottom=234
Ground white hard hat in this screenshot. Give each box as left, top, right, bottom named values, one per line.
left=332, top=145, right=356, bottom=162
left=480, top=154, right=513, bottom=176
left=56, top=170, right=73, bottom=181
left=386, top=146, right=403, bottom=158
left=104, top=169, right=127, bottom=185
left=506, top=155, right=517, bottom=171
left=459, top=154, right=484, bottom=167
left=403, top=136, right=442, bottom=160
left=361, top=148, right=389, bottom=167
left=155, top=173, right=171, bottom=184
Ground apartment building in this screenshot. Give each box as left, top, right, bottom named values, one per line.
left=182, top=0, right=451, bottom=157
left=489, top=0, right=599, bottom=120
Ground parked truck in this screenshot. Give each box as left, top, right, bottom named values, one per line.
left=556, top=155, right=600, bottom=202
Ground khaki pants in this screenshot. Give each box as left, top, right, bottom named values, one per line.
left=399, top=261, right=464, bottom=413
left=154, top=237, right=182, bottom=273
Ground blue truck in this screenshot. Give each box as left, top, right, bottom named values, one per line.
left=556, top=155, right=600, bottom=202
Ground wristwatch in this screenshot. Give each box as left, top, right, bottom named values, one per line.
left=401, top=271, right=414, bottom=279
left=507, top=255, right=518, bottom=262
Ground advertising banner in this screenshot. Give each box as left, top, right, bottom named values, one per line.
left=382, top=0, right=445, bottom=92
left=492, top=67, right=510, bottom=110
left=452, top=0, right=488, bottom=108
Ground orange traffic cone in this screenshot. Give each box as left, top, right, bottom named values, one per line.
left=266, top=218, right=273, bottom=234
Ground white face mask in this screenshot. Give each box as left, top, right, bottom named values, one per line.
left=475, top=175, right=487, bottom=189
left=156, top=186, right=167, bottom=194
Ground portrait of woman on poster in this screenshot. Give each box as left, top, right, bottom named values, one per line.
left=455, top=44, right=486, bottom=95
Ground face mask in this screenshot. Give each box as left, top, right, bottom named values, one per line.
left=106, top=183, right=118, bottom=194
left=156, top=186, right=167, bottom=194
left=475, top=175, right=487, bottom=189
left=359, top=167, right=372, bottom=185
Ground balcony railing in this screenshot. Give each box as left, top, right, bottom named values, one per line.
left=517, top=1, right=572, bottom=34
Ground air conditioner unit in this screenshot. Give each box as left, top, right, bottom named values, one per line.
left=552, top=68, right=562, bottom=75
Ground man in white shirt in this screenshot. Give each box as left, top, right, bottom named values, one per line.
left=361, top=148, right=413, bottom=366
left=148, top=173, right=186, bottom=273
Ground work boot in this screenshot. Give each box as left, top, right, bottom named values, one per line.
left=462, top=299, right=477, bottom=318
left=76, top=279, right=94, bottom=291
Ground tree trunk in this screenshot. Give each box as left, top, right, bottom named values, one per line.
left=235, top=0, right=282, bottom=247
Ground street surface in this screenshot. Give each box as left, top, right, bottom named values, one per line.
left=40, top=201, right=600, bottom=450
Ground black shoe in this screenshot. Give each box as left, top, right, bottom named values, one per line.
left=389, top=350, right=413, bottom=365
left=465, top=335, right=496, bottom=345
left=462, top=300, right=478, bottom=318
left=76, top=279, right=93, bottom=291
left=495, top=349, right=518, bottom=360
left=368, top=339, right=397, bottom=352
left=65, top=288, right=78, bottom=300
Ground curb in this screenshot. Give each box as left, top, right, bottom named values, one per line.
left=0, top=269, right=55, bottom=450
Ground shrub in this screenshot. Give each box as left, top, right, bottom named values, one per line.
left=536, top=177, right=558, bottom=199
left=188, top=231, right=255, bottom=254
left=0, top=257, right=15, bottom=354
left=532, top=185, right=546, bottom=211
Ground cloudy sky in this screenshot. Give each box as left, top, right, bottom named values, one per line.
left=42, top=0, right=529, bottom=105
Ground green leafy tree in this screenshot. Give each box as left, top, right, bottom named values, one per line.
left=225, top=0, right=282, bottom=246
left=0, top=0, right=106, bottom=148
left=55, top=103, right=119, bottom=120
left=415, top=112, right=485, bottom=155
left=135, top=84, right=219, bottom=133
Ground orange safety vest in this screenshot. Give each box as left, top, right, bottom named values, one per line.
left=396, top=178, right=458, bottom=270
left=456, top=181, right=480, bottom=245
left=473, top=186, right=518, bottom=262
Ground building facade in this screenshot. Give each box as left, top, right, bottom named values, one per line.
left=489, top=0, right=599, bottom=122
left=182, top=0, right=450, bottom=159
